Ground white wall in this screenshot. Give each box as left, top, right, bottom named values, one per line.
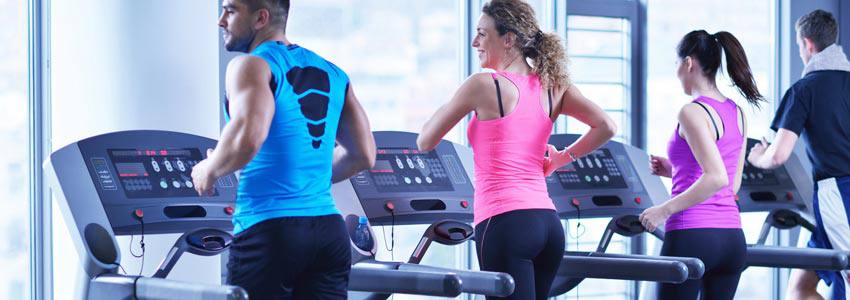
left=49, top=1, right=222, bottom=298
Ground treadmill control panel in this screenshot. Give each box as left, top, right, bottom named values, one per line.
left=546, top=134, right=669, bottom=219
left=107, top=148, right=227, bottom=198
left=363, top=148, right=456, bottom=193
left=340, top=131, right=475, bottom=225
left=738, top=138, right=809, bottom=212
left=742, top=161, right=782, bottom=186
left=56, top=130, right=238, bottom=235
left=554, top=148, right=627, bottom=190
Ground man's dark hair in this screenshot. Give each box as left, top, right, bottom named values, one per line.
left=243, top=0, right=290, bottom=31
left=796, top=9, right=838, bottom=51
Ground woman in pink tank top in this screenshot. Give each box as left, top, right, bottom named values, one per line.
left=417, top=1, right=615, bottom=299
left=638, top=30, right=767, bottom=300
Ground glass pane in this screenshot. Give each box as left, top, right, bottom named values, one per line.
left=568, top=30, right=626, bottom=57
left=289, top=0, right=463, bottom=143
left=571, top=57, right=627, bottom=83
left=646, top=1, right=775, bottom=299
left=574, top=83, right=627, bottom=110
left=568, top=15, right=629, bottom=32
left=565, top=15, right=631, bottom=146
left=0, top=0, right=30, bottom=298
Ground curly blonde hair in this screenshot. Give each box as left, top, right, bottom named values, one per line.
left=482, top=0, right=570, bottom=88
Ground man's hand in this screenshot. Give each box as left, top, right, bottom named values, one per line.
left=192, top=148, right=218, bottom=196
left=747, top=138, right=768, bottom=168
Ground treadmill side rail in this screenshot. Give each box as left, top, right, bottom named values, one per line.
left=86, top=275, right=248, bottom=300
left=746, top=245, right=849, bottom=270
left=397, top=263, right=515, bottom=297
left=348, top=266, right=463, bottom=298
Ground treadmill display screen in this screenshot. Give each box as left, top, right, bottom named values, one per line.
left=554, top=148, right=627, bottom=189
left=367, top=148, right=455, bottom=193
left=106, top=148, right=216, bottom=198
left=742, top=162, right=781, bottom=186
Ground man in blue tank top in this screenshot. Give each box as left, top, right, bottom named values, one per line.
left=191, top=0, right=376, bottom=298
left=749, top=10, right=850, bottom=300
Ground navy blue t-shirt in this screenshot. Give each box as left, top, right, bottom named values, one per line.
left=771, top=70, right=850, bottom=181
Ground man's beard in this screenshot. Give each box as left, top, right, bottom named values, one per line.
left=225, top=28, right=257, bottom=53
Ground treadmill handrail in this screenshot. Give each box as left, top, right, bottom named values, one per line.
left=746, top=245, right=849, bottom=270
left=87, top=275, right=248, bottom=300
left=550, top=252, right=689, bottom=296
left=349, top=264, right=463, bottom=298
left=582, top=252, right=705, bottom=279
left=397, top=263, right=515, bottom=297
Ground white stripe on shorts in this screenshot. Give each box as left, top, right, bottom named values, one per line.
left=816, top=177, right=850, bottom=298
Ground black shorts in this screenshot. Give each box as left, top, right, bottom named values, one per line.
left=226, top=214, right=351, bottom=300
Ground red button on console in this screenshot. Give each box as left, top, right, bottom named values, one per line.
left=224, top=206, right=234, bottom=215
left=385, top=201, right=395, bottom=211
left=571, top=198, right=580, bottom=207
left=634, top=197, right=641, bottom=204
left=786, top=192, right=794, bottom=201
left=460, top=200, right=469, bottom=208
left=133, top=209, right=144, bottom=219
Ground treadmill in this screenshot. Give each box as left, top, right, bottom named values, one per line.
left=44, top=130, right=470, bottom=300
left=335, top=131, right=702, bottom=298
left=546, top=134, right=706, bottom=296
left=738, top=138, right=848, bottom=271
left=44, top=130, right=246, bottom=300
left=333, top=131, right=515, bottom=299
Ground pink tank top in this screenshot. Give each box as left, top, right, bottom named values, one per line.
left=665, top=96, right=743, bottom=231
left=467, top=71, right=556, bottom=225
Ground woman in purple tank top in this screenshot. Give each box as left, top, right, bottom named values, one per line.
left=417, top=1, right=616, bottom=299
left=639, top=30, right=766, bottom=299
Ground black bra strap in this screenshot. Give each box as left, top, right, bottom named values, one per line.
left=493, top=77, right=504, bottom=118
left=547, top=89, right=553, bottom=119
left=694, top=101, right=720, bottom=141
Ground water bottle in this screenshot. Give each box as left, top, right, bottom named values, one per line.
left=353, top=216, right=374, bottom=251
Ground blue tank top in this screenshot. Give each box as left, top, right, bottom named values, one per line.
left=226, top=41, right=348, bottom=234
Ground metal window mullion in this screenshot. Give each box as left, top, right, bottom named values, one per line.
left=28, top=0, right=52, bottom=299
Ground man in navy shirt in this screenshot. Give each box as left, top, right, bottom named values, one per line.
left=191, top=0, right=376, bottom=298
left=749, top=9, right=850, bottom=300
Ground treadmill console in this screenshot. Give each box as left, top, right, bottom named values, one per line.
left=336, top=131, right=474, bottom=225
left=49, top=130, right=237, bottom=235
left=554, top=148, right=628, bottom=190
left=547, top=134, right=668, bottom=218
left=737, top=138, right=810, bottom=212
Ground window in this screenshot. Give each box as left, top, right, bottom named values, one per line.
left=288, top=0, right=463, bottom=144
left=646, top=1, right=776, bottom=299
left=565, top=15, right=632, bottom=144
left=288, top=2, right=464, bottom=298
left=555, top=2, right=641, bottom=298
left=2, top=0, right=30, bottom=298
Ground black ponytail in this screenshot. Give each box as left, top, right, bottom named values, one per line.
left=677, top=30, right=765, bottom=107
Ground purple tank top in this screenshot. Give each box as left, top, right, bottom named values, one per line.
left=665, top=96, right=743, bottom=231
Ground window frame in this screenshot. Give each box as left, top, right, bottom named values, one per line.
left=29, top=0, right=52, bottom=299
left=565, top=0, right=646, bottom=149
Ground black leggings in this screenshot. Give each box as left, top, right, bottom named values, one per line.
left=659, top=228, right=747, bottom=300
left=475, top=209, right=565, bottom=300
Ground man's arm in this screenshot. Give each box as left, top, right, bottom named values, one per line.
left=748, top=129, right=799, bottom=169
left=332, top=84, right=376, bottom=183
left=192, top=55, right=275, bottom=195
left=749, top=84, right=806, bottom=170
